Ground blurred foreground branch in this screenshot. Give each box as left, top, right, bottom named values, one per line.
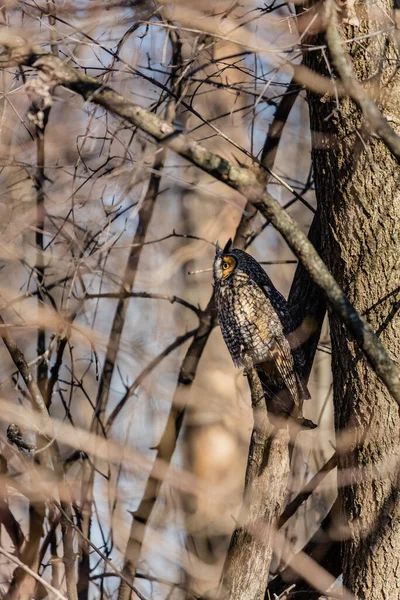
left=0, top=317, right=78, bottom=600
left=266, top=499, right=342, bottom=599
left=116, top=29, right=187, bottom=600
left=0, top=545, right=67, bottom=600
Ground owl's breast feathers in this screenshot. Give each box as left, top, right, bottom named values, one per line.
left=215, top=270, right=311, bottom=408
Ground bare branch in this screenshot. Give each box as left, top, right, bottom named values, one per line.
left=84, top=291, right=202, bottom=317
left=0, top=315, right=54, bottom=433
left=266, top=499, right=343, bottom=600
left=220, top=367, right=290, bottom=600
left=258, top=78, right=301, bottom=181
left=0, top=39, right=397, bottom=406
left=52, top=503, right=149, bottom=600
left=278, top=454, right=337, bottom=529
left=105, top=328, right=197, bottom=433
left=0, top=545, right=67, bottom=600
left=0, top=318, right=78, bottom=600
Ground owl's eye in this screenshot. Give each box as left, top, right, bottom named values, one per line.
left=220, top=256, right=236, bottom=278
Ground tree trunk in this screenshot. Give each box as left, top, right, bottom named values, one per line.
left=306, top=7, right=400, bottom=598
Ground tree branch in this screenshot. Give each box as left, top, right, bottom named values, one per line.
left=105, top=328, right=197, bottom=433
left=219, top=366, right=290, bottom=600
left=84, top=291, right=202, bottom=317
left=258, top=80, right=301, bottom=180
left=0, top=318, right=78, bottom=600
left=277, top=454, right=337, bottom=529
left=116, top=28, right=187, bottom=600
left=0, top=545, right=67, bottom=600
left=0, top=315, right=54, bottom=434
left=53, top=501, right=149, bottom=600
left=1, top=40, right=396, bottom=406
left=266, top=500, right=342, bottom=600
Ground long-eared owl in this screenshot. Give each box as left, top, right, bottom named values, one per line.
left=213, top=239, right=315, bottom=429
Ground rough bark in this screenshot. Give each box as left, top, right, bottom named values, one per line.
left=306, top=7, right=400, bottom=598
left=219, top=424, right=290, bottom=600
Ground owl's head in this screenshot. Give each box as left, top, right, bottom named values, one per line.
left=213, top=239, right=264, bottom=284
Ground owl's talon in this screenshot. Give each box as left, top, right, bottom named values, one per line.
left=297, top=417, right=317, bottom=430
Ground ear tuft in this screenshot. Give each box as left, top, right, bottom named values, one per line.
left=215, top=240, right=221, bottom=254
left=223, top=238, right=233, bottom=253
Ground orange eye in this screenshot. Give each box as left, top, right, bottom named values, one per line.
left=221, top=256, right=236, bottom=278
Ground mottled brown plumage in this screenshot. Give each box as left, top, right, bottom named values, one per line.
left=213, top=239, right=315, bottom=428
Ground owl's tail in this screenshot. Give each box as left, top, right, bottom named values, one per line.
left=296, top=371, right=311, bottom=402
left=256, top=365, right=317, bottom=430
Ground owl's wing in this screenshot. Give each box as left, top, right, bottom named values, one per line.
left=269, top=336, right=300, bottom=406
left=260, top=282, right=308, bottom=376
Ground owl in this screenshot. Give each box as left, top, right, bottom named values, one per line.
left=213, top=239, right=315, bottom=429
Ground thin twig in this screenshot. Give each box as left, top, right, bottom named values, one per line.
left=278, top=454, right=337, bottom=528
left=52, top=502, right=148, bottom=600
left=84, top=291, right=201, bottom=317
left=0, top=545, right=67, bottom=600
left=105, top=328, right=197, bottom=433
